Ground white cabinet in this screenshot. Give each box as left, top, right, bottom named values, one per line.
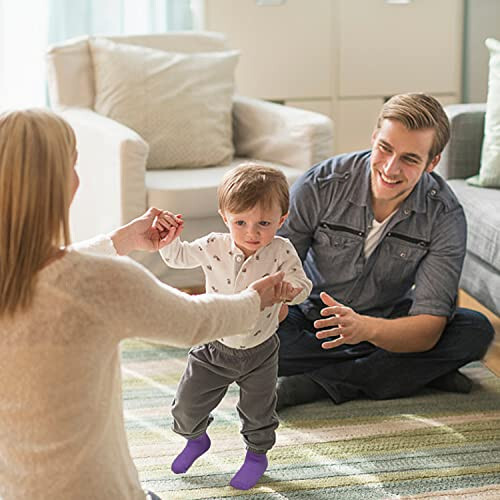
left=200, top=0, right=463, bottom=154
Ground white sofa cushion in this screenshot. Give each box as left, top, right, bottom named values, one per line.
left=89, top=37, right=238, bottom=169
left=146, top=158, right=303, bottom=218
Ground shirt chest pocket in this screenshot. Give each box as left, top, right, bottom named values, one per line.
left=377, top=233, right=429, bottom=286
left=313, top=222, right=363, bottom=280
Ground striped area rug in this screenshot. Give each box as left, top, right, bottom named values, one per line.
left=121, top=339, right=500, bottom=499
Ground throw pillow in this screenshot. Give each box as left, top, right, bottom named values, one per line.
left=467, top=38, right=500, bottom=188
left=89, top=37, right=238, bottom=169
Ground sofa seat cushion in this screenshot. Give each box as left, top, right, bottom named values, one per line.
left=448, top=179, right=500, bottom=271
left=146, top=158, right=304, bottom=219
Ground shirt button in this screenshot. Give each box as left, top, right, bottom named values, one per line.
left=236, top=255, right=243, bottom=262
left=403, top=208, right=410, bottom=215
left=400, top=252, right=406, bottom=258
left=430, top=189, right=437, bottom=196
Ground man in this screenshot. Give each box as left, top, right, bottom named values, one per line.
left=276, top=93, right=494, bottom=410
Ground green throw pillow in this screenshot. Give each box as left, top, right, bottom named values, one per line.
left=468, top=38, right=500, bottom=188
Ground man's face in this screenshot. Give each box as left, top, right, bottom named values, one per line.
left=220, top=202, right=288, bottom=258
left=370, top=119, right=440, bottom=212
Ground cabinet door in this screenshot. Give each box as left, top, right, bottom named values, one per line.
left=203, top=0, right=333, bottom=101
left=335, top=98, right=384, bottom=154
left=338, top=0, right=463, bottom=98
left=285, top=99, right=333, bottom=118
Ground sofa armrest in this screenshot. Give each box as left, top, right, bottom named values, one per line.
left=232, top=95, right=334, bottom=170
left=437, top=103, right=487, bottom=180
left=60, top=108, right=149, bottom=242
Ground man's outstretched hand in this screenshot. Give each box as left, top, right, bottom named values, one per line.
left=314, top=292, right=372, bottom=349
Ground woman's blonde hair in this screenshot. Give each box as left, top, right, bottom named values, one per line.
left=0, top=109, right=76, bottom=316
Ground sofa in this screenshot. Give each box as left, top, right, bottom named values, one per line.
left=46, top=32, right=333, bottom=288
left=437, top=103, right=500, bottom=316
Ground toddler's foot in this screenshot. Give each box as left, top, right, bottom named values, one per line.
left=229, top=450, right=268, bottom=490
left=171, top=432, right=211, bottom=474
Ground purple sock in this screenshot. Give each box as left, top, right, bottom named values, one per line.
left=229, top=450, right=268, bottom=490
left=171, top=433, right=211, bottom=474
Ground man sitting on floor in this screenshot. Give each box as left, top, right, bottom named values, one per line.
left=276, top=93, right=494, bottom=410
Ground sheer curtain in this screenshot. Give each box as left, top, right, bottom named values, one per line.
left=0, top=0, right=49, bottom=108
left=0, top=0, right=192, bottom=108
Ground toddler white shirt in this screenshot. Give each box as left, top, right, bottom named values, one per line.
left=161, top=233, right=312, bottom=349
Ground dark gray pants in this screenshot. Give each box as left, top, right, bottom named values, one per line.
left=172, top=335, right=280, bottom=453
left=278, top=306, right=494, bottom=403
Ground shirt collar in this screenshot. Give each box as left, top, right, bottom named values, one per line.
left=347, top=157, right=372, bottom=208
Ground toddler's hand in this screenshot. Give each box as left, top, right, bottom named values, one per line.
left=278, top=304, right=289, bottom=322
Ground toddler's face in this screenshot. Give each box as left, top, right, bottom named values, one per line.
left=220, top=202, right=287, bottom=258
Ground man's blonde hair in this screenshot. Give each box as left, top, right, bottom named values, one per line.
left=0, top=109, right=76, bottom=316
left=218, top=163, right=289, bottom=216
left=375, top=93, right=450, bottom=162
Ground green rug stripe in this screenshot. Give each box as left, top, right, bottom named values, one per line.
left=223, top=476, right=500, bottom=500
left=136, top=443, right=500, bottom=483
left=144, top=467, right=500, bottom=499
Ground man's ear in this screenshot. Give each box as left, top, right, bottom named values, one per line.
left=278, top=212, right=289, bottom=228
left=218, top=209, right=229, bottom=226
left=425, top=154, right=441, bottom=173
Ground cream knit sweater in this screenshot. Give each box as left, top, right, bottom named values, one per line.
left=0, top=237, right=259, bottom=499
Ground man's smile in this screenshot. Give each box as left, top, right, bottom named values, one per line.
left=379, top=170, right=402, bottom=185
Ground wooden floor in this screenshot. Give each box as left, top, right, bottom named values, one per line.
left=459, top=290, right=500, bottom=376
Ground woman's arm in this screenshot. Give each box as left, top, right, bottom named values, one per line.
left=98, top=256, right=283, bottom=347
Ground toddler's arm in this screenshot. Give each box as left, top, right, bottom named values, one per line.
left=278, top=239, right=313, bottom=305
left=157, top=213, right=215, bottom=270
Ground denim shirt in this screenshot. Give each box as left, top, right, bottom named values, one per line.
left=278, top=150, right=467, bottom=320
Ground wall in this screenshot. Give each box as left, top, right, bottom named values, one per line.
left=463, top=0, right=500, bottom=102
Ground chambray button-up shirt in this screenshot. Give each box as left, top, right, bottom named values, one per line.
left=160, top=233, right=312, bottom=349
left=278, top=150, right=467, bottom=321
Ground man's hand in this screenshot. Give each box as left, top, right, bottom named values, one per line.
left=110, top=207, right=183, bottom=255
left=314, top=292, right=372, bottom=349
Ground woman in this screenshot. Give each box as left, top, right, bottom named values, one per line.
left=0, top=109, right=284, bottom=499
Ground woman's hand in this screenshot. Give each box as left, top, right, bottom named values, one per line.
left=273, top=281, right=303, bottom=303
left=249, top=271, right=285, bottom=310
left=152, top=210, right=184, bottom=247
left=110, top=207, right=183, bottom=255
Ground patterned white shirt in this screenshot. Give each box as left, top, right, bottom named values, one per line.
left=161, top=233, right=312, bottom=349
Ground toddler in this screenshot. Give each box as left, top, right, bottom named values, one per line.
left=156, top=164, right=312, bottom=490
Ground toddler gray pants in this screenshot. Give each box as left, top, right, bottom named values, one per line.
left=171, top=334, right=279, bottom=454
